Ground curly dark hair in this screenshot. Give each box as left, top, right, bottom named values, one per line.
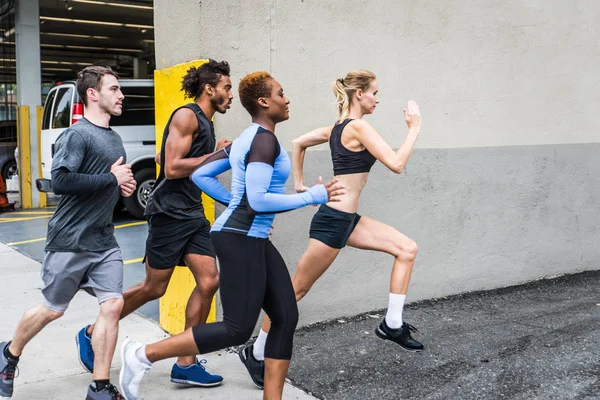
left=181, top=59, right=231, bottom=99
left=238, top=71, right=274, bottom=116
left=76, top=66, right=119, bottom=106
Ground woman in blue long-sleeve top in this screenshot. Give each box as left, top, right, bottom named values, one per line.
left=118, top=71, right=344, bottom=400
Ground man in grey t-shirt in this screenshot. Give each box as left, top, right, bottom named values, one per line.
left=0, top=66, right=135, bottom=400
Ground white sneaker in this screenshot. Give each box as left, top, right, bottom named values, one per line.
left=119, top=339, right=151, bottom=400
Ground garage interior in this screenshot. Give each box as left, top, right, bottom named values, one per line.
left=0, top=0, right=155, bottom=201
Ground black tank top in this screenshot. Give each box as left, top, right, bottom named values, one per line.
left=145, top=103, right=216, bottom=219
left=330, top=118, right=377, bottom=176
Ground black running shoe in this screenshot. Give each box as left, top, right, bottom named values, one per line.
left=375, top=320, right=424, bottom=352
left=0, top=341, right=18, bottom=398
left=86, top=383, right=124, bottom=400
left=238, top=343, right=264, bottom=389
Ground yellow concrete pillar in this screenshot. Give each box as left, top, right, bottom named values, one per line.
left=154, top=60, right=217, bottom=335
left=16, top=106, right=31, bottom=209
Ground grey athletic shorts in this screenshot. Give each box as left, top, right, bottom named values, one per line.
left=40, top=248, right=124, bottom=313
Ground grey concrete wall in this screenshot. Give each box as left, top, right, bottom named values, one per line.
left=154, top=1, right=600, bottom=326
left=155, top=0, right=600, bottom=148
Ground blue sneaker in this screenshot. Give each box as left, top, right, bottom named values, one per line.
left=170, top=359, right=223, bottom=387
left=76, top=326, right=94, bottom=373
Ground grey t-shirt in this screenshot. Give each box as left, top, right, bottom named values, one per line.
left=45, top=118, right=126, bottom=252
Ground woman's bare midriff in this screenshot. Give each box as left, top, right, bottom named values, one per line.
left=326, top=172, right=369, bottom=213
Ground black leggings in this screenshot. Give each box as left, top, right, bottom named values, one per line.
left=191, top=231, right=299, bottom=360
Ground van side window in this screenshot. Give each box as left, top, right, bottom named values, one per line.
left=110, top=86, right=154, bottom=126
left=52, top=87, right=73, bottom=129
left=42, top=89, right=57, bottom=130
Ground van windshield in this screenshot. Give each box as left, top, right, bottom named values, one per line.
left=42, top=89, right=57, bottom=130
left=52, top=87, right=73, bottom=129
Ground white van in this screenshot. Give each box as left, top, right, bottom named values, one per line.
left=38, top=79, right=156, bottom=219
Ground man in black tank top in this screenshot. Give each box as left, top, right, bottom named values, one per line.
left=78, top=60, right=233, bottom=387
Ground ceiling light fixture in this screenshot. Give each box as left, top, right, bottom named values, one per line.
left=41, top=60, right=93, bottom=66
left=105, top=47, right=143, bottom=53
left=42, top=32, right=111, bottom=40
left=124, top=23, right=153, bottom=29
left=72, top=0, right=153, bottom=11
left=40, top=43, right=143, bottom=53
left=40, top=16, right=153, bottom=29
left=43, top=67, right=74, bottom=71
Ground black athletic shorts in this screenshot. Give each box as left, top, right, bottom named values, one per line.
left=145, top=213, right=215, bottom=270
left=309, top=204, right=361, bottom=249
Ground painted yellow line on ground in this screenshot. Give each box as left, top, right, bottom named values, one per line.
left=7, top=220, right=147, bottom=246
left=114, top=221, right=147, bottom=229
left=124, top=257, right=144, bottom=265
left=8, top=237, right=47, bottom=246
left=8, top=212, right=54, bottom=215
left=0, top=216, right=51, bottom=223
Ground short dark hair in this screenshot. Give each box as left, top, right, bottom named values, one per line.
left=181, top=59, right=231, bottom=99
left=76, top=66, right=119, bottom=107
left=238, top=71, right=273, bottom=116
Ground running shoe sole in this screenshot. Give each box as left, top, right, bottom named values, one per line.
left=119, top=339, right=131, bottom=400
left=170, top=378, right=223, bottom=387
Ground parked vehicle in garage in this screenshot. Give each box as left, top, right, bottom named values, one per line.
left=0, top=120, right=17, bottom=183
left=38, top=79, right=156, bottom=219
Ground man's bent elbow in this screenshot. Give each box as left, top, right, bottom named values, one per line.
left=164, top=166, right=179, bottom=180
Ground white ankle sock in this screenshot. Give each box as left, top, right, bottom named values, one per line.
left=252, top=330, right=268, bottom=361
left=385, top=293, right=406, bottom=329
left=135, top=345, right=152, bottom=366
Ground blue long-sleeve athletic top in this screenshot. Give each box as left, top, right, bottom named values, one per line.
left=190, top=123, right=328, bottom=238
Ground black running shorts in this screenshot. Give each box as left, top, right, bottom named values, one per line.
left=145, top=213, right=215, bottom=270
left=309, top=204, right=361, bottom=249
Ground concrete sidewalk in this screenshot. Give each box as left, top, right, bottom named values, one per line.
left=0, top=243, right=315, bottom=400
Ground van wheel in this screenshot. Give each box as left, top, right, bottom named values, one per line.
left=123, top=168, right=155, bottom=219
left=1, top=159, right=17, bottom=182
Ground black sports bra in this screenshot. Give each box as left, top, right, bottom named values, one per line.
left=329, top=119, right=377, bottom=176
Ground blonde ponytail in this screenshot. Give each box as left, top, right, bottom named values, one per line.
left=332, top=78, right=350, bottom=121
left=332, top=70, right=377, bottom=121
